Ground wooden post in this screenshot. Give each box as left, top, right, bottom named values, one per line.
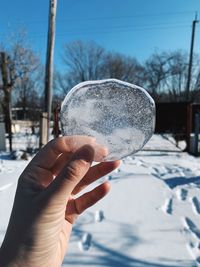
left=43, top=0, right=57, bottom=143
left=186, top=103, right=192, bottom=153
left=194, top=113, right=200, bottom=156
left=39, top=112, right=48, bottom=148
left=53, top=104, right=60, bottom=138
left=0, top=123, right=6, bottom=151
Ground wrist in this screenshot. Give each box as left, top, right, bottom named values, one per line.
left=0, top=240, right=23, bottom=267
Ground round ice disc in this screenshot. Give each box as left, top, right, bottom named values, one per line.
left=60, top=79, right=155, bottom=161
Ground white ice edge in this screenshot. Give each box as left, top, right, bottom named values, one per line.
left=61, top=78, right=155, bottom=110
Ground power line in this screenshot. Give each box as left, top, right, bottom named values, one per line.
left=0, top=19, right=192, bottom=32
left=54, top=24, right=191, bottom=36
left=1, top=10, right=197, bottom=25
left=51, top=10, right=198, bottom=23
left=0, top=20, right=193, bottom=39
left=3, top=24, right=189, bottom=39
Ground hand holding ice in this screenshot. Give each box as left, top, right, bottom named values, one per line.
left=60, top=79, right=155, bottom=161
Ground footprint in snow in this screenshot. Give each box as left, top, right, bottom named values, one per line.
left=184, top=217, right=200, bottom=240
left=196, top=256, right=200, bottom=264
left=191, top=197, right=200, bottom=215
left=186, top=242, right=200, bottom=266
left=183, top=219, right=200, bottom=266
left=182, top=217, right=200, bottom=247
left=94, top=210, right=104, bottom=222
left=176, top=188, right=188, bottom=201
left=78, top=233, right=92, bottom=251
left=162, top=198, right=173, bottom=215
left=108, top=175, right=113, bottom=181
left=114, top=168, right=121, bottom=173
left=152, top=166, right=167, bottom=177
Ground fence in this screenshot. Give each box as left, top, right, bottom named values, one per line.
left=155, top=102, right=200, bottom=155
left=2, top=102, right=200, bottom=155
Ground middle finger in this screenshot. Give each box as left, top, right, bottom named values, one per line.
left=72, top=160, right=120, bottom=195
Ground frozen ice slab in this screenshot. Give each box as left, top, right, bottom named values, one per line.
left=60, top=79, right=155, bottom=161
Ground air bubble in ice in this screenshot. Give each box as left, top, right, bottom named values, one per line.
left=60, top=79, right=155, bottom=161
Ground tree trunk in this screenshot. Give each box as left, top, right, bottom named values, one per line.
left=0, top=52, right=13, bottom=152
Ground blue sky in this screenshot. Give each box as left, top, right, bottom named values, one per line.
left=0, top=0, right=200, bottom=70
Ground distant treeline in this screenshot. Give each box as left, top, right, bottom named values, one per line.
left=1, top=32, right=200, bottom=125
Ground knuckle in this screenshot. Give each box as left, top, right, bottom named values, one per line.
left=74, top=200, right=82, bottom=215
left=96, top=164, right=104, bottom=177
left=64, top=159, right=89, bottom=184
left=65, top=164, right=79, bottom=183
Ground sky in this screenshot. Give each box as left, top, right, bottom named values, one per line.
left=0, top=0, right=200, bottom=71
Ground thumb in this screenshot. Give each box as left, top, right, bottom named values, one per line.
left=44, top=145, right=94, bottom=203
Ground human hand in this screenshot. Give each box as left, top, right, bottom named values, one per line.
left=0, top=136, right=120, bottom=267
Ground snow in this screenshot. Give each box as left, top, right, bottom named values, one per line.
left=1, top=134, right=200, bottom=266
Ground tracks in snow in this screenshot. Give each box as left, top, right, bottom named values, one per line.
left=151, top=162, right=200, bottom=266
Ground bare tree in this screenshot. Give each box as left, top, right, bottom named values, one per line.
left=0, top=52, right=13, bottom=151
left=54, top=40, right=106, bottom=100
left=62, top=40, right=105, bottom=82
left=101, top=51, right=145, bottom=85
left=58, top=40, right=200, bottom=104
left=57, top=41, right=146, bottom=99
left=144, top=50, right=200, bottom=102
left=166, top=51, right=188, bottom=101
left=54, top=70, right=76, bottom=97
left=0, top=32, right=41, bottom=150
left=12, top=63, right=42, bottom=110
left=144, top=51, right=172, bottom=99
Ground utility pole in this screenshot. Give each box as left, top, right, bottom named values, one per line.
left=186, top=13, right=199, bottom=101
left=43, top=0, right=57, bottom=144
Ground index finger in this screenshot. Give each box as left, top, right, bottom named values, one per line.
left=32, top=136, right=96, bottom=170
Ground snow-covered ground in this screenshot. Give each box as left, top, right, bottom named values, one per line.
left=1, top=135, right=200, bottom=267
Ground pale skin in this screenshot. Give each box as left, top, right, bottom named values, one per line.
left=0, top=136, right=120, bottom=267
